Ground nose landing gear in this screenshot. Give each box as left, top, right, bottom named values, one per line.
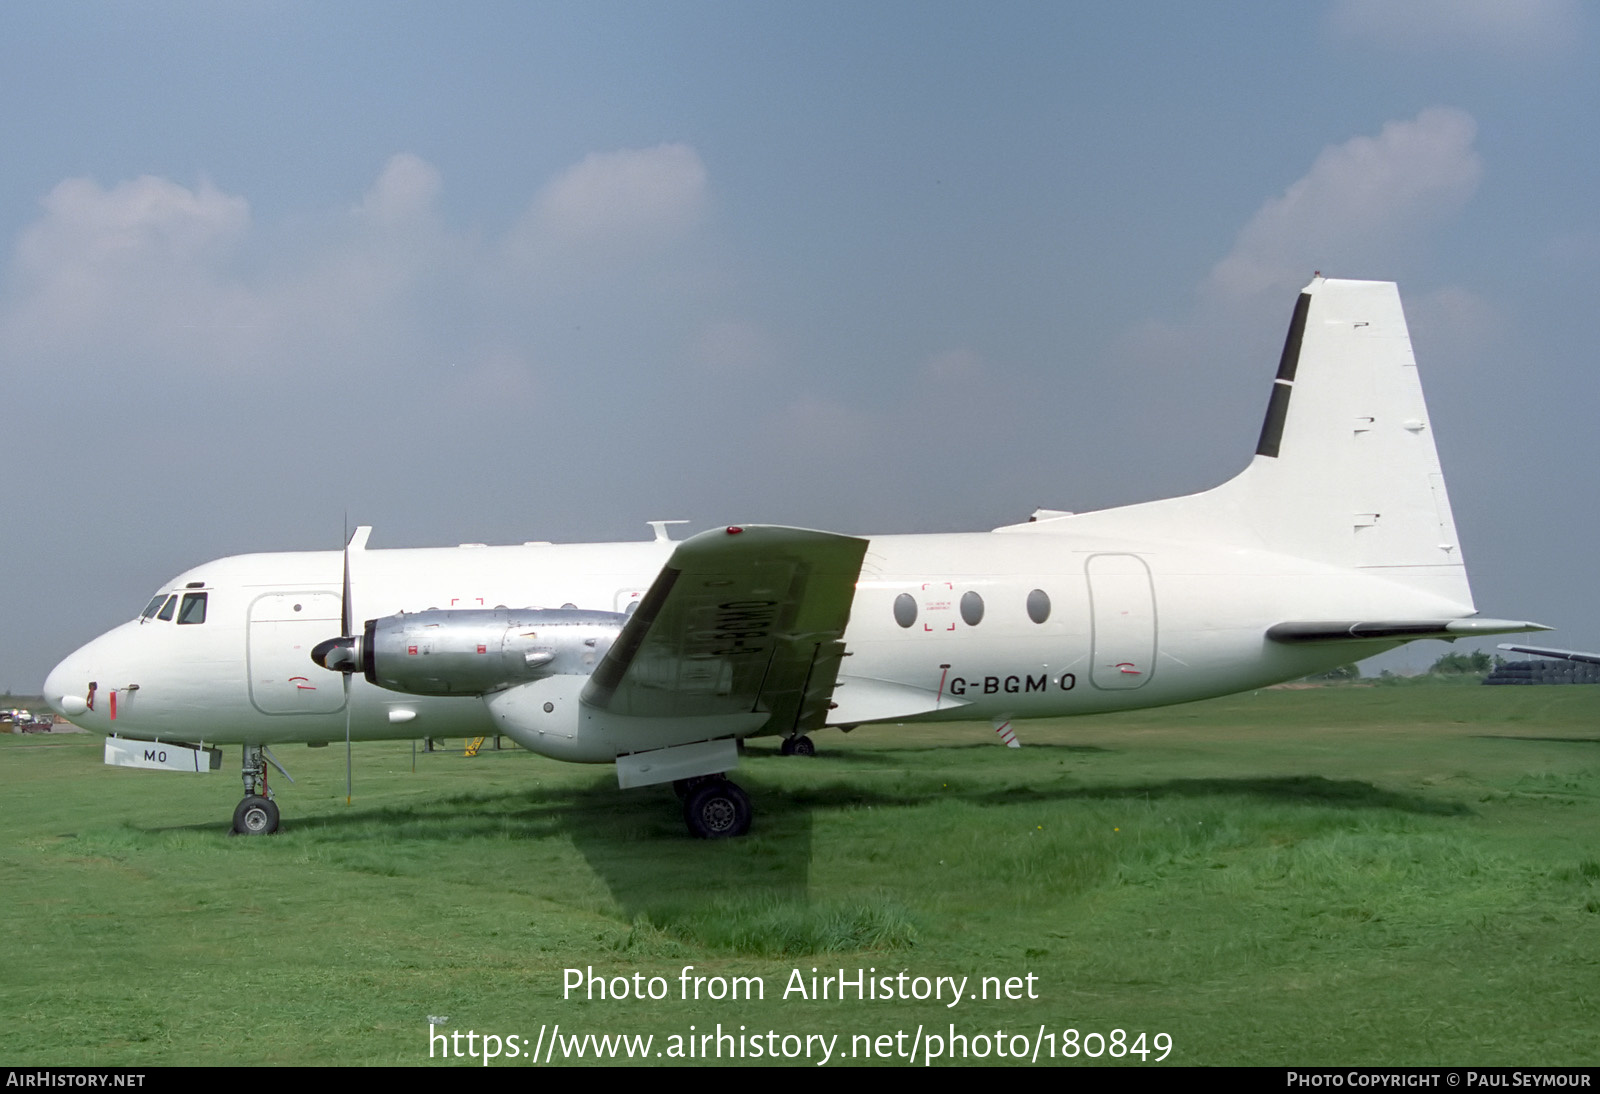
left=232, top=743, right=292, bottom=835
left=233, top=795, right=280, bottom=835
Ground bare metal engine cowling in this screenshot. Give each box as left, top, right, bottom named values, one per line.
left=357, top=608, right=628, bottom=696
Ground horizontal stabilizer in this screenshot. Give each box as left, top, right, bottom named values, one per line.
left=1268, top=618, right=1549, bottom=644
left=1497, top=644, right=1600, bottom=666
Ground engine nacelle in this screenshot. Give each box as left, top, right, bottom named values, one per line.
left=356, top=608, right=627, bottom=697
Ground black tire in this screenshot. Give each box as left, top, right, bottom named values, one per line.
left=780, top=735, right=816, bottom=757
left=232, top=795, right=280, bottom=835
left=683, top=779, right=752, bottom=839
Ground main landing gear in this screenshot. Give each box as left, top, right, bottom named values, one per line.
left=674, top=776, right=753, bottom=839
left=232, top=743, right=291, bottom=835
left=779, top=734, right=815, bottom=756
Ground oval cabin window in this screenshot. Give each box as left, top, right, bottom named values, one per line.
left=960, top=591, right=984, bottom=626
left=1026, top=588, right=1051, bottom=624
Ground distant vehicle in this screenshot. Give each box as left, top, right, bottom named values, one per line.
left=3, top=708, right=53, bottom=732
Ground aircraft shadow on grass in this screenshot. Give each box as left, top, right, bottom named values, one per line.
left=582, top=769, right=1471, bottom=916
left=1473, top=735, right=1600, bottom=746
left=1043, top=775, right=1470, bottom=815
left=144, top=759, right=1470, bottom=919
left=739, top=740, right=1116, bottom=763
left=172, top=762, right=1476, bottom=850
left=731, top=770, right=1468, bottom=816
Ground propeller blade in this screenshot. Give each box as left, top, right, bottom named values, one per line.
left=333, top=524, right=372, bottom=804
left=342, top=522, right=354, bottom=639
left=343, top=517, right=353, bottom=804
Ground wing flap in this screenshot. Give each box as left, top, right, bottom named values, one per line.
left=828, top=675, right=970, bottom=725
left=582, top=525, right=869, bottom=737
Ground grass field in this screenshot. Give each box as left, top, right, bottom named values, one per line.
left=3, top=685, right=1597, bottom=1067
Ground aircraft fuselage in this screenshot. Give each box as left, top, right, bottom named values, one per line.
left=44, top=526, right=1455, bottom=751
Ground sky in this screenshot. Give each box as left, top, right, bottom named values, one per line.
left=3, top=1, right=1597, bottom=691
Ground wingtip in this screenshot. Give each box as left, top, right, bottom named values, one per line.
left=1443, top=619, right=1552, bottom=637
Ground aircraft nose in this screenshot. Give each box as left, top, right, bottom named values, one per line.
left=43, top=646, right=93, bottom=718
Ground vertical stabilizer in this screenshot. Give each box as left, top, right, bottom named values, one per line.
left=1230, top=278, right=1469, bottom=605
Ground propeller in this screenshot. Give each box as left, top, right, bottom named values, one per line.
left=310, top=528, right=370, bottom=676
left=341, top=521, right=352, bottom=805
left=311, top=524, right=370, bottom=805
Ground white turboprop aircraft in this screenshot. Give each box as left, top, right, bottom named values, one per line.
left=43, top=277, right=1545, bottom=838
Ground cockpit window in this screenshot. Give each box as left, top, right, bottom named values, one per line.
left=176, top=592, right=208, bottom=625
left=156, top=595, right=177, bottom=622
left=141, top=595, right=167, bottom=620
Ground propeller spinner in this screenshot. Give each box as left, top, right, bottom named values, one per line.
left=311, top=634, right=361, bottom=672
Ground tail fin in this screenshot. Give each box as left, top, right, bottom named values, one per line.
left=1010, top=277, right=1474, bottom=610
left=1231, top=278, right=1467, bottom=598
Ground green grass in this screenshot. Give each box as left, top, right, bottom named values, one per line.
left=3, top=686, right=1597, bottom=1066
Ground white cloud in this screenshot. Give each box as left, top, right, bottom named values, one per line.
left=1327, top=0, right=1582, bottom=56
left=21, top=175, right=250, bottom=269
left=2, top=144, right=716, bottom=379
left=285, top=155, right=458, bottom=350
left=1098, top=110, right=1487, bottom=488
left=354, top=153, right=442, bottom=227
left=1203, top=108, right=1481, bottom=305
left=518, top=143, right=708, bottom=259
left=4, top=174, right=254, bottom=361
